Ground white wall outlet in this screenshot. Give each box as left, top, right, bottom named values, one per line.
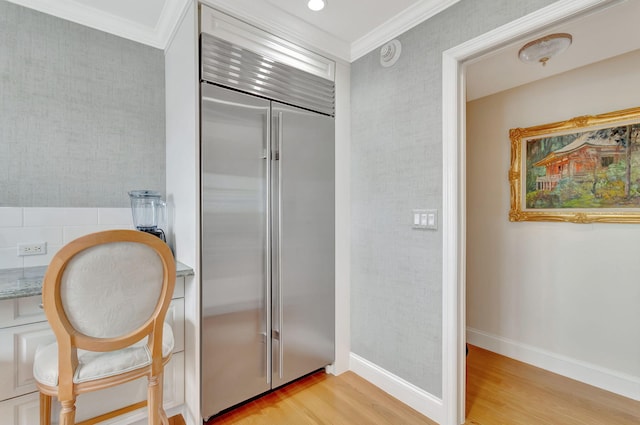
left=17, top=242, right=47, bottom=256
left=412, top=209, right=438, bottom=230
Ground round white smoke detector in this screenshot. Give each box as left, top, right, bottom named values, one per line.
left=380, top=39, right=401, bottom=68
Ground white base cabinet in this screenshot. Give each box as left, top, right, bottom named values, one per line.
left=0, top=276, right=186, bottom=425
left=0, top=392, right=40, bottom=425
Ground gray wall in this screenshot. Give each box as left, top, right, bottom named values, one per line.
left=0, top=1, right=165, bottom=208
left=350, top=0, right=556, bottom=397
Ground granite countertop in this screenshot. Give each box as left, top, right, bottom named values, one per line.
left=0, top=262, right=194, bottom=301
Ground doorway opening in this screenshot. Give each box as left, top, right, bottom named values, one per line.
left=442, top=1, right=622, bottom=424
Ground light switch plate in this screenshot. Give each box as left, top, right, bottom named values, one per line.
left=412, top=209, right=437, bottom=230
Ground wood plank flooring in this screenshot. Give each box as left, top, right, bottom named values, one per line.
left=168, top=414, right=186, bottom=425
left=465, top=345, right=640, bottom=425
left=206, top=370, right=433, bottom=425
left=194, top=345, right=640, bottom=424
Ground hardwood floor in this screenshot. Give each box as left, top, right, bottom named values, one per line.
left=465, top=345, right=640, bottom=425
left=169, top=414, right=187, bottom=425
left=197, top=345, right=640, bottom=424
left=206, top=371, right=435, bottom=425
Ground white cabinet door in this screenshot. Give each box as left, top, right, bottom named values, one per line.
left=166, top=298, right=185, bottom=352
left=0, top=295, right=46, bottom=328
left=0, top=392, right=40, bottom=425
left=0, top=321, right=56, bottom=400
left=164, top=350, right=185, bottom=409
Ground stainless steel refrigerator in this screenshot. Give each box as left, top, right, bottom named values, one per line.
left=200, top=39, right=335, bottom=419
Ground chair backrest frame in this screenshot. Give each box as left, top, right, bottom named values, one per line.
left=41, top=230, right=176, bottom=394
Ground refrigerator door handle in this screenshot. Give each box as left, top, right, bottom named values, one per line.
left=275, top=111, right=284, bottom=380
left=264, top=110, right=272, bottom=386
left=274, top=112, right=282, bottom=162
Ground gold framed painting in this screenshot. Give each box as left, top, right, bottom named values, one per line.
left=509, top=106, right=640, bottom=223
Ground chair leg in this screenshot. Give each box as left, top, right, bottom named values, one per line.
left=147, top=374, right=165, bottom=425
left=158, top=372, right=169, bottom=425
left=39, top=392, right=52, bottom=425
left=59, top=398, right=76, bottom=425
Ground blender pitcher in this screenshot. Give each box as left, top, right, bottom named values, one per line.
left=128, top=190, right=166, bottom=241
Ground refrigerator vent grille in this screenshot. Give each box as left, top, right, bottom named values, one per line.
left=200, top=34, right=335, bottom=116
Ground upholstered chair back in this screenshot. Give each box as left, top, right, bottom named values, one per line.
left=43, top=229, right=175, bottom=354
left=61, top=241, right=164, bottom=340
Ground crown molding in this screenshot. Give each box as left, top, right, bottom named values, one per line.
left=5, top=0, right=191, bottom=50
left=156, top=0, right=194, bottom=49
left=350, top=0, right=461, bottom=62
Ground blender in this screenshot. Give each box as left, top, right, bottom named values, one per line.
left=128, top=190, right=166, bottom=241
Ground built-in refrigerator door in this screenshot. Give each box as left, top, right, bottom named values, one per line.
left=201, top=83, right=272, bottom=419
left=271, top=102, right=335, bottom=388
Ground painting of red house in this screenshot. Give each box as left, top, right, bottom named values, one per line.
left=525, top=124, right=640, bottom=209
left=532, top=132, right=625, bottom=190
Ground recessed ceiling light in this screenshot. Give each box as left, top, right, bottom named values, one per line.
left=518, top=33, right=573, bottom=66
left=308, top=0, right=326, bottom=12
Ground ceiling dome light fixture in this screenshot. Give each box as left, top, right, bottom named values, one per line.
left=518, top=33, right=573, bottom=66
left=307, top=0, right=326, bottom=11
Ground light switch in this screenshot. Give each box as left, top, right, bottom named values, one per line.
left=412, top=209, right=437, bottom=230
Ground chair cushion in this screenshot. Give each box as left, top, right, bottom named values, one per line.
left=33, top=323, right=174, bottom=386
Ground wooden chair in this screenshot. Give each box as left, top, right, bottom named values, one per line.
left=33, top=230, right=176, bottom=425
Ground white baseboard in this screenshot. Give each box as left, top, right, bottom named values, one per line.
left=467, top=327, right=640, bottom=401
left=349, top=353, right=444, bottom=425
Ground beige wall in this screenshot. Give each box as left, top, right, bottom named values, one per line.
left=466, top=49, right=640, bottom=400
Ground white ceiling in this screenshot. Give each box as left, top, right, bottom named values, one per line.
left=265, top=0, right=426, bottom=43
left=5, top=0, right=640, bottom=100
left=465, top=0, right=640, bottom=100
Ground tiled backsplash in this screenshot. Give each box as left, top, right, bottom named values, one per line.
left=0, top=208, right=133, bottom=269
